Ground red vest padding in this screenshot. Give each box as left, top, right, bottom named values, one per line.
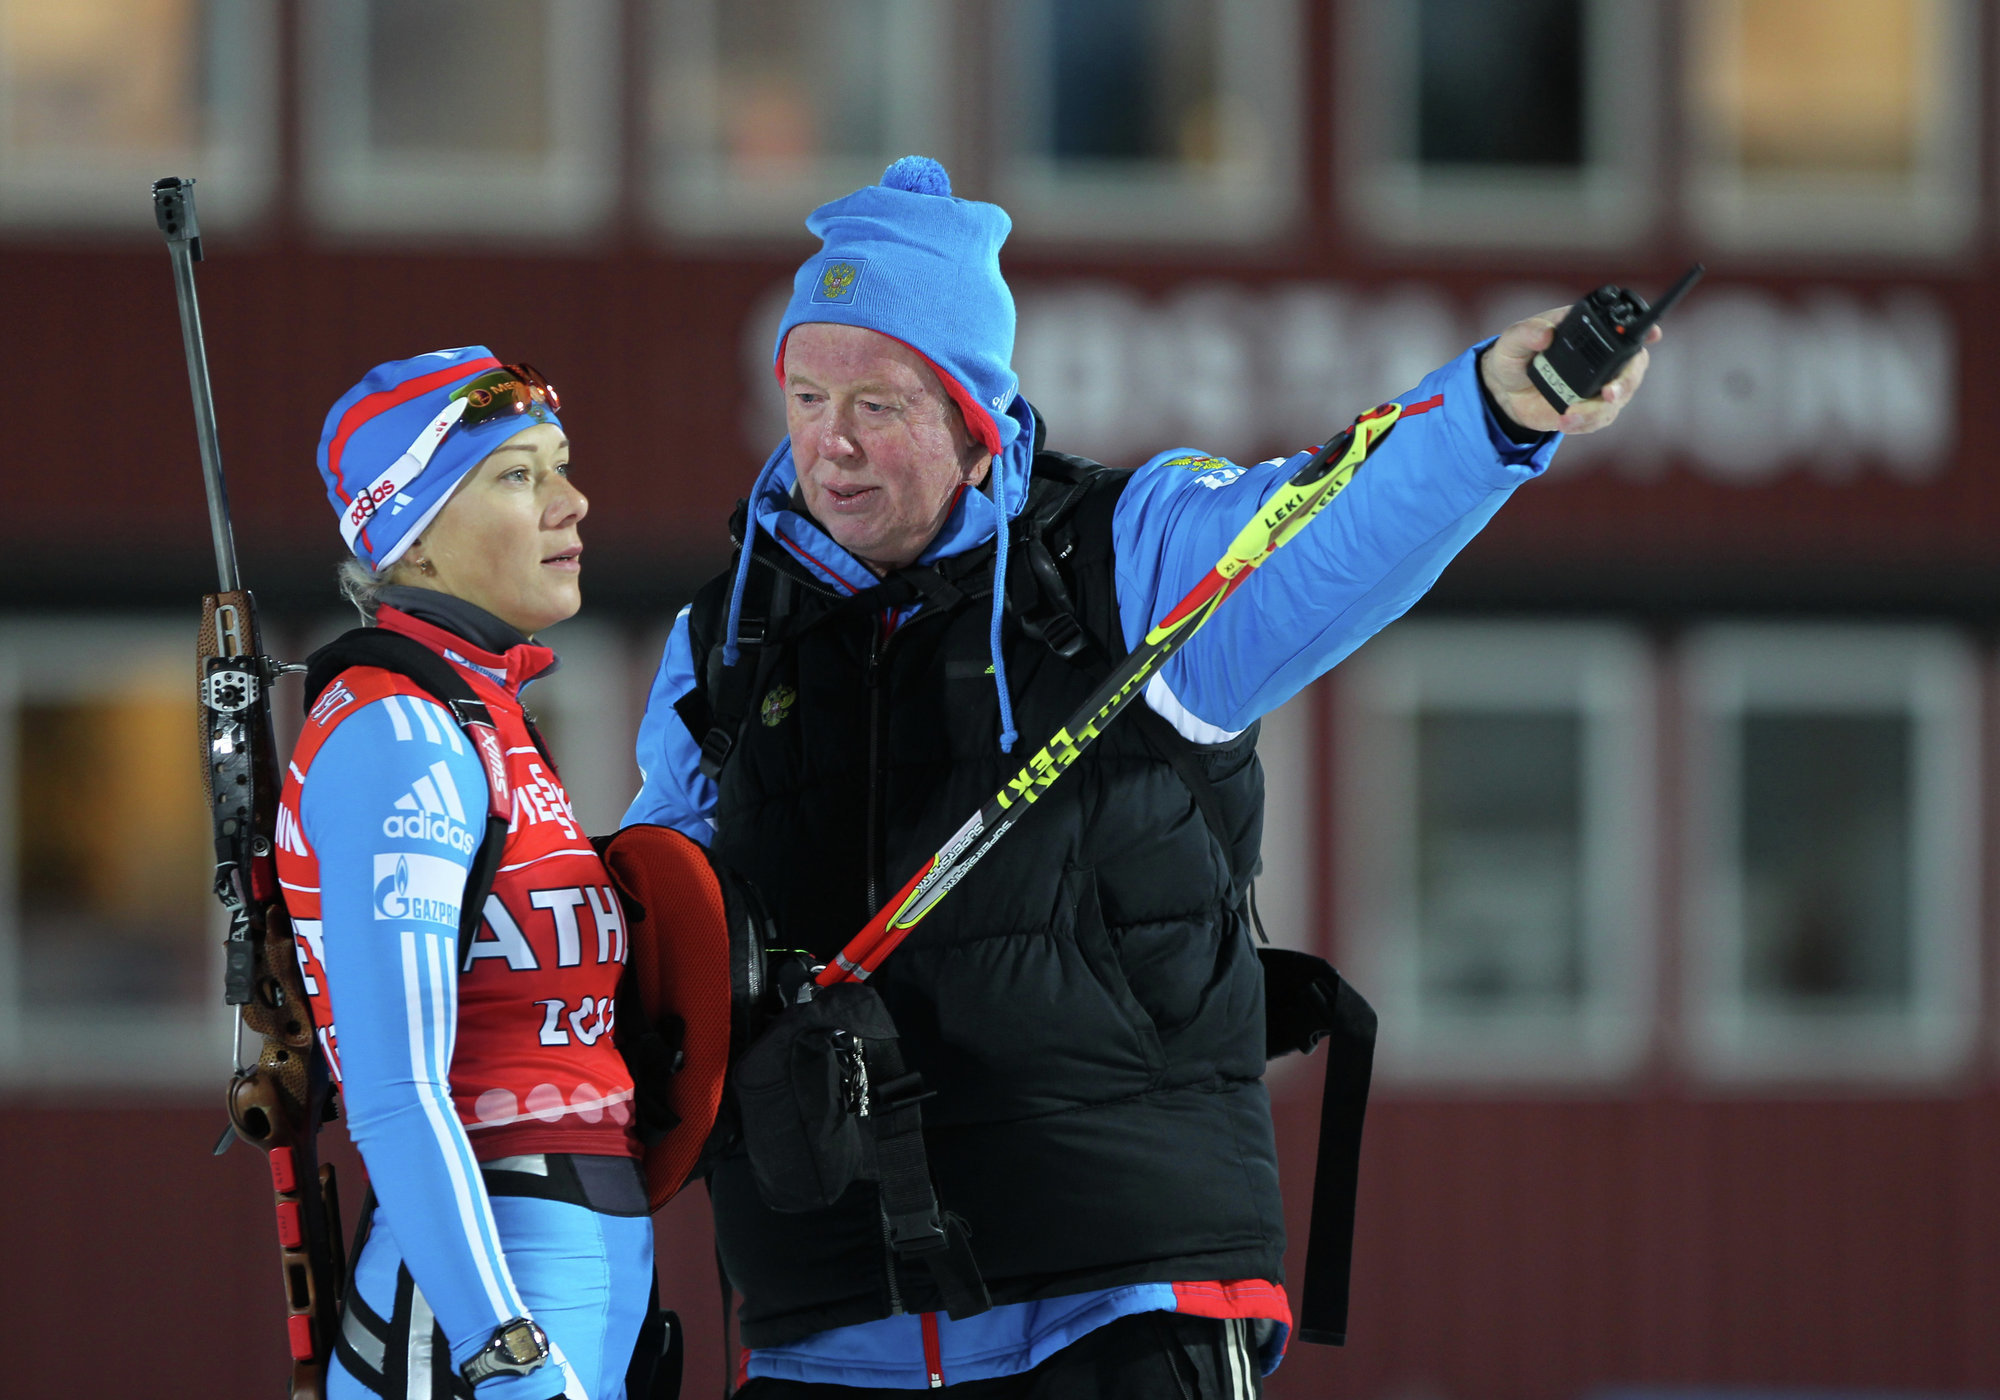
left=276, top=609, right=638, bottom=1161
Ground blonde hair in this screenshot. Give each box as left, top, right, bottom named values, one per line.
left=336, top=555, right=429, bottom=623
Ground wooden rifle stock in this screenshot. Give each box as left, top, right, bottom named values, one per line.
left=163, top=178, right=346, bottom=1399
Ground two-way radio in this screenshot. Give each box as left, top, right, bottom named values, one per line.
left=1526, top=262, right=1704, bottom=413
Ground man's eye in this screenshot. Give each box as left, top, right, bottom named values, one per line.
left=861, top=400, right=887, bottom=414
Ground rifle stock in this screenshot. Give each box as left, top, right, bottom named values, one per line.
left=162, top=179, right=345, bottom=1399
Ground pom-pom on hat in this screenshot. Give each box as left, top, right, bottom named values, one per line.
left=316, top=346, right=564, bottom=569
left=774, top=156, right=1018, bottom=456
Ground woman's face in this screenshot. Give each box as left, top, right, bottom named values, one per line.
left=402, top=423, right=585, bottom=635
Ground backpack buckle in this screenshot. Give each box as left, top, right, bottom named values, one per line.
left=697, top=727, right=735, bottom=781
left=1039, top=612, right=1087, bottom=661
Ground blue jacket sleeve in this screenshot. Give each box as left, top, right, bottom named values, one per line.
left=624, top=605, right=718, bottom=842
left=301, top=697, right=579, bottom=1399
left=1113, top=342, right=1558, bottom=736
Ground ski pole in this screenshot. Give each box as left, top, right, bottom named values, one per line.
left=818, top=398, right=1410, bottom=989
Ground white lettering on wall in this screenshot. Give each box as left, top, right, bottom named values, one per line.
left=1010, top=282, right=1956, bottom=486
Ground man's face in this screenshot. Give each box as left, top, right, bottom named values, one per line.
left=783, top=322, right=991, bottom=576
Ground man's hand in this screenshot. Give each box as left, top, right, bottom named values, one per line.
left=1479, top=305, right=1662, bottom=436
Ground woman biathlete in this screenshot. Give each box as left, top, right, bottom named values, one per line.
left=278, top=348, right=650, bottom=1399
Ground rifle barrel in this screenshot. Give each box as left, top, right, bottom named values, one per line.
left=153, top=176, right=241, bottom=593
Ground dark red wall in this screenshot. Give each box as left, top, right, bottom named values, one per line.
left=8, top=1085, right=1999, bottom=1400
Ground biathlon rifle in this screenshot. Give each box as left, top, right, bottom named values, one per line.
left=154, top=176, right=346, bottom=1399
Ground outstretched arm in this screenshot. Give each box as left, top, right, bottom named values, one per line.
left=1114, top=311, right=1659, bottom=739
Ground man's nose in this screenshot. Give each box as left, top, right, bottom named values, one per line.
left=818, top=407, right=860, bottom=461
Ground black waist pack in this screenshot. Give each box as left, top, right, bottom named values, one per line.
left=732, top=981, right=891, bottom=1212
left=731, top=980, right=991, bottom=1320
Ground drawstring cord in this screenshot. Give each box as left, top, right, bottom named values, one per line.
left=985, top=483, right=1017, bottom=753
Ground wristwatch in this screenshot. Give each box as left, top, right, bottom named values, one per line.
left=460, top=1317, right=550, bottom=1388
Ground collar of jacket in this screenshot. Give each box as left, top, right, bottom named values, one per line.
left=375, top=605, right=559, bottom=696
left=746, top=395, right=1040, bottom=598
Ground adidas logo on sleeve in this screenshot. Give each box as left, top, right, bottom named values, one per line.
left=382, top=757, right=479, bottom=853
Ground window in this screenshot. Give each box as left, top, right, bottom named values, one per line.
left=0, top=621, right=225, bottom=1085
left=1681, top=625, right=1979, bottom=1082
left=1341, top=0, right=1659, bottom=250
left=648, top=0, right=952, bottom=237
left=0, top=0, right=273, bottom=230
left=994, top=0, right=1300, bottom=241
left=301, top=0, right=618, bottom=238
left=1338, top=622, right=1654, bottom=1083
left=1684, top=0, right=1977, bottom=254
left=525, top=619, right=644, bottom=838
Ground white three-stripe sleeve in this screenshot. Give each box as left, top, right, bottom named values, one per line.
left=394, top=929, right=522, bottom=1325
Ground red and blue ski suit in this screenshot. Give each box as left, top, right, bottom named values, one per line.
left=279, top=607, right=650, bottom=1400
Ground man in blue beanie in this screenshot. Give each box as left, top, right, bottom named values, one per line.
left=627, top=156, right=1656, bottom=1396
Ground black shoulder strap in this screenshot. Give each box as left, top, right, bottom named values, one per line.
left=679, top=558, right=794, bottom=783
left=862, top=1034, right=991, bottom=1321
left=302, top=628, right=516, bottom=943
left=1011, top=452, right=1261, bottom=897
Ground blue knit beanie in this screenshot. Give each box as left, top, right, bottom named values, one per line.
left=317, top=346, right=564, bottom=569
left=774, top=156, right=1019, bottom=455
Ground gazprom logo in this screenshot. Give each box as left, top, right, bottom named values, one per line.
left=373, top=852, right=465, bottom=925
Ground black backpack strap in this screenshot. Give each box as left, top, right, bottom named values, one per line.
left=679, top=560, right=794, bottom=783
left=1009, top=452, right=1266, bottom=900
left=302, top=628, right=514, bottom=941
left=861, top=1036, right=991, bottom=1321
left=1279, top=953, right=1377, bottom=1347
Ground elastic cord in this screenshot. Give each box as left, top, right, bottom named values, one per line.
left=986, top=484, right=1017, bottom=753
left=723, top=449, right=787, bottom=666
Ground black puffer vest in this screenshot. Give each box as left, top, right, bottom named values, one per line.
left=677, top=452, right=1283, bottom=1347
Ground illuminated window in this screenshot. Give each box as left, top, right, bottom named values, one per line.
left=0, top=0, right=272, bottom=230
left=1682, top=626, right=1979, bottom=1081
left=1338, top=623, right=1654, bottom=1082
left=648, top=0, right=951, bottom=236
left=301, top=0, right=618, bottom=238
left=1685, top=0, right=1977, bottom=254
left=0, top=622, right=225, bottom=1085
left=1343, top=0, right=1658, bottom=250
left=994, top=0, right=1300, bottom=241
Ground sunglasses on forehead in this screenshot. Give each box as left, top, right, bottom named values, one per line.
left=451, top=362, right=562, bottom=428
left=339, top=362, right=566, bottom=553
